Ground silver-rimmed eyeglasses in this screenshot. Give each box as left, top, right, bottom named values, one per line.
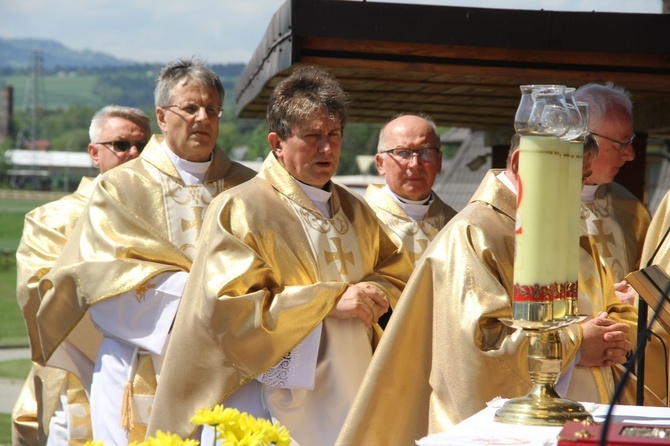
left=164, top=103, right=223, bottom=118
left=591, top=132, right=635, bottom=152
left=381, top=148, right=440, bottom=163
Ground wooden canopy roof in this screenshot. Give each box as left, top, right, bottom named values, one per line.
left=235, top=0, right=670, bottom=137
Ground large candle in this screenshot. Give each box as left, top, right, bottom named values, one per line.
left=513, top=135, right=565, bottom=321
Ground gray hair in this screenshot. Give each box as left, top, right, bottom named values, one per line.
left=574, top=82, right=633, bottom=130
left=154, top=57, right=224, bottom=108
left=266, top=66, right=349, bottom=140
left=377, top=113, right=439, bottom=152
left=89, top=105, right=151, bottom=142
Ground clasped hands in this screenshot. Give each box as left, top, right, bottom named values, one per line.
left=327, top=282, right=389, bottom=327
left=578, top=311, right=633, bottom=367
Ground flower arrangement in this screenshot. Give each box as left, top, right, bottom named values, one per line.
left=83, top=405, right=291, bottom=446
left=190, top=405, right=291, bottom=446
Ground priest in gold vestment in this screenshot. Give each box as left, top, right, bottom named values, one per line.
left=575, top=82, right=667, bottom=402
left=148, top=67, right=411, bottom=445
left=13, top=105, right=151, bottom=446
left=336, top=135, right=639, bottom=446
left=365, top=114, right=456, bottom=328
left=575, top=83, right=649, bottom=290
left=36, top=60, right=255, bottom=445
left=365, top=114, right=456, bottom=268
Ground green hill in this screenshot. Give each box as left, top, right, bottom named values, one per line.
left=0, top=38, right=381, bottom=176
left=0, top=66, right=243, bottom=112
left=0, top=37, right=136, bottom=70
left=0, top=37, right=244, bottom=111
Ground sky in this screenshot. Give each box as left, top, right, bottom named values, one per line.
left=0, top=0, right=663, bottom=65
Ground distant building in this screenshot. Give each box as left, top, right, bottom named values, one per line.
left=0, top=86, right=14, bottom=143
left=4, top=149, right=97, bottom=191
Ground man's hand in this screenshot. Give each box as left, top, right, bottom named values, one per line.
left=327, top=283, right=389, bottom=328
left=614, top=280, right=637, bottom=305
left=578, top=312, right=632, bottom=367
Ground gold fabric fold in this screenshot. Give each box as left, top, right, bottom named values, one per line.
left=581, top=182, right=651, bottom=282
left=148, top=152, right=411, bottom=438
left=336, top=170, right=640, bottom=446
left=33, top=364, right=68, bottom=445
left=640, top=189, right=670, bottom=404
left=643, top=190, right=670, bottom=268
left=14, top=177, right=94, bottom=445
left=364, top=184, right=457, bottom=270
left=36, top=135, right=255, bottom=366
left=12, top=365, right=40, bottom=446
left=17, top=177, right=93, bottom=364
left=33, top=135, right=255, bottom=443
left=583, top=183, right=669, bottom=405
left=65, top=372, right=92, bottom=444
left=571, top=235, right=638, bottom=405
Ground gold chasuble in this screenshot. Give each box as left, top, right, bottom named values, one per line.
left=643, top=190, right=670, bottom=269
left=640, top=189, right=670, bottom=405
left=364, top=184, right=456, bottom=267
left=14, top=177, right=95, bottom=445
left=581, top=182, right=650, bottom=283
left=582, top=184, right=670, bottom=404
left=36, top=135, right=255, bottom=440
left=336, top=170, right=639, bottom=446
left=147, top=152, right=410, bottom=441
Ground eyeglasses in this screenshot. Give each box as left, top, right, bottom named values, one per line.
left=381, top=148, right=440, bottom=163
left=164, top=103, right=223, bottom=118
left=591, top=132, right=635, bottom=152
left=96, top=140, right=149, bottom=153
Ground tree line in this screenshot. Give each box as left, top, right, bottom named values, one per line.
left=1, top=64, right=386, bottom=177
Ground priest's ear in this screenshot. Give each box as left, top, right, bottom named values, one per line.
left=268, top=132, right=283, bottom=156
left=374, top=152, right=386, bottom=176
left=88, top=143, right=102, bottom=168
left=156, top=107, right=169, bottom=134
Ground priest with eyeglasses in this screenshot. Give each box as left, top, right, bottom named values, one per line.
left=36, top=58, right=255, bottom=445
left=13, top=105, right=151, bottom=446
left=364, top=114, right=456, bottom=327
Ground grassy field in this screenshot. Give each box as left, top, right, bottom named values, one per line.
left=0, top=413, right=11, bottom=445
left=0, top=359, right=31, bottom=380
left=0, top=194, right=54, bottom=347
left=0, top=74, right=104, bottom=110
left=0, top=195, right=48, bottom=440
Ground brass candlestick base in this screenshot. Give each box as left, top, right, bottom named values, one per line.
left=493, top=382, right=594, bottom=426
left=494, top=323, right=593, bottom=426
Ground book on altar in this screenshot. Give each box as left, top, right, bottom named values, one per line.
left=625, top=265, right=670, bottom=334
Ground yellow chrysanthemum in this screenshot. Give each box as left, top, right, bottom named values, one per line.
left=82, top=405, right=291, bottom=446
left=130, top=430, right=199, bottom=446
left=191, top=404, right=236, bottom=427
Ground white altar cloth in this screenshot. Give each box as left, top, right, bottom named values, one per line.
left=417, top=399, right=670, bottom=446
